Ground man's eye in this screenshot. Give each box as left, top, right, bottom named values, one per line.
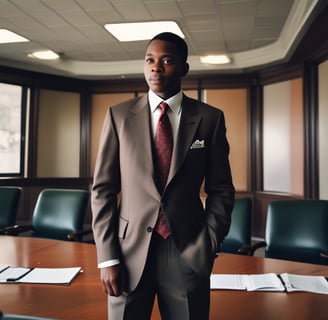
left=163, top=58, right=173, bottom=64
left=145, top=58, right=153, bottom=63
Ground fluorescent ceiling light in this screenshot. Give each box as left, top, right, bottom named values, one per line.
left=28, top=50, right=60, bottom=60
left=200, top=55, right=231, bottom=64
left=104, top=21, right=184, bottom=41
left=0, top=29, right=29, bottom=44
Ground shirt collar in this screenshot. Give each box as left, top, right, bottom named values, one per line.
left=148, top=90, right=183, bottom=115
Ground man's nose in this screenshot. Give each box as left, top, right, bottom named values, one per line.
left=151, top=61, right=163, bottom=72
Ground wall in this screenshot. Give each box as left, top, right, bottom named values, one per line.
left=262, top=78, right=303, bottom=195
left=319, top=59, right=328, bottom=199
left=37, top=89, right=81, bottom=178
left=90, top=92, right=134, bottom=175
left=204, top=89, right=249, bottom=192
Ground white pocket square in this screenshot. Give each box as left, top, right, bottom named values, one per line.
left=190, top=139, right=205, bottom=149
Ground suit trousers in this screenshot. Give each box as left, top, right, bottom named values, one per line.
left=107, top=232, right=210, bottom=320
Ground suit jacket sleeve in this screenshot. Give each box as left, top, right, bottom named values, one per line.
left=91, top=106, right=122, bottom=263
left=204, top=109, right=235, bottom=253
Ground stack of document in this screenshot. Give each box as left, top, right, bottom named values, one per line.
left=0, top=266, right=82, bottom=285
left=210, top=273, right=328, bottom=294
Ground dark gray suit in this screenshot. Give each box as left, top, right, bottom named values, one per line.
left=92, top=93, right=235, bottom=319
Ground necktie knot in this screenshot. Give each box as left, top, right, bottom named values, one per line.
left=159, top=101, right=169, bottom=115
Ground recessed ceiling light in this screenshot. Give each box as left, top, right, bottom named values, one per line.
left=200, top=55, right=231, bottom=64
left=0, top=29, right=29, bottom=44
left=28, top=50, right=60, bottom=60
left=104, top=21, right=184, bottom=42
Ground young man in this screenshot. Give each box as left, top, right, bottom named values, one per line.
left=92, top=32, right=235, bottom=320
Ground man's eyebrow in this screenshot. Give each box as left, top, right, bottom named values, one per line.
left=145, top=53, right=175, bottom=58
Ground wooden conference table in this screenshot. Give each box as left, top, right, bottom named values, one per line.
left=1, top=236, right=328, bottom=320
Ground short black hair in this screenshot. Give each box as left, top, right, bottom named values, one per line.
left=148, top=32, right=188, bottom=63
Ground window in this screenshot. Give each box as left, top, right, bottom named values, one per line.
left=0, top=82, right=27, bottom=176
left=262, top=78, right=303, bottom=195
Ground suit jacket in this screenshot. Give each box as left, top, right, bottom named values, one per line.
left=91, top=94, right=235, bottom=292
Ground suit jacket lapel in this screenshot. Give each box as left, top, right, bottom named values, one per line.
left=168, top=96, right=202, bottom=183
left=129, top=95, right=201, bottom=193
left=127, top=95, right=159, bottom=195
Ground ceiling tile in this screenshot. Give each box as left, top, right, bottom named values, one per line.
left=177, top=0, right=217, bottom=16
left=219, top=0, right=257, bottom=18
left=145, top=1, right=182, bottom=19
left=184, top=15, right=219, bottom=32
left=112, top=0, right=152, bottom=21
left=257, top=0, right=294, bottom=17
left=0, top=0, right=323, bottom=79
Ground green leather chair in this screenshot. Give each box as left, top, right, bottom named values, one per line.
left=0, top=187, right=21, bottom=233
left=252, top=200, right=328, bottom=265
left=221, top=197, right=252, bottom=255
left=0, top=311, right=56, bottom=320
left=5, top=188, right=91, bottom=241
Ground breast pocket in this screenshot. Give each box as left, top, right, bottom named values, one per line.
left=118, top=216, right=129, bottom=239
left=184, top=147, right=207, bottom=174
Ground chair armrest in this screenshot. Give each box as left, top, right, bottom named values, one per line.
left=320, top=251, right=328, bottom=258
left=4, top=224, right=33, bottom=236
left=67, top=228, right=93, bottom=241
left=249, top=241, right=266, bottom=256
left=320, top=251, right=328, bottom=264
left=237, top=245, right=252, bottom=255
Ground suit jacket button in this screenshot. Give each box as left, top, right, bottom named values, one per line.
left=147, top=226, right=153, bottom=233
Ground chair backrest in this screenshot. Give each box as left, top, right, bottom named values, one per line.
left=1, top=314, right=56, bottom=320
left=0, top=187, right=21, bottom=229
left=221, top=197, right=252, bottom=254
left=31, top=189, right=89, bottom=240
left=265, top=200, right=328, bottom=264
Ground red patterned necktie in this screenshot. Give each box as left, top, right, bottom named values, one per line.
left=154, top=101, right=173, bottom=238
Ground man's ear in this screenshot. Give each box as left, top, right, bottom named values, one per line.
left=181, top=63, right=189, bottom=77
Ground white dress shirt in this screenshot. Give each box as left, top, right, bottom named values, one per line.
left=98, top=90, right=183, bottom=269
left=148, top=89, right=182, bottom=145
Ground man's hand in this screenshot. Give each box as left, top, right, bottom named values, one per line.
left=100, top=264, right=128, bottom=297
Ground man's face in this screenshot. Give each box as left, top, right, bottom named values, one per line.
left=144, top=39, right=189, bottom=100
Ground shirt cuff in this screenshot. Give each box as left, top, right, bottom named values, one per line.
left=98, top=259, right=120, bottom=268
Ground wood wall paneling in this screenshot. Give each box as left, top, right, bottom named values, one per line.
left=90, top=93, right=134, bottom=176
left=37, top=90, right=81, bottom=178
left=204, top=89, right=249, bottom=192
